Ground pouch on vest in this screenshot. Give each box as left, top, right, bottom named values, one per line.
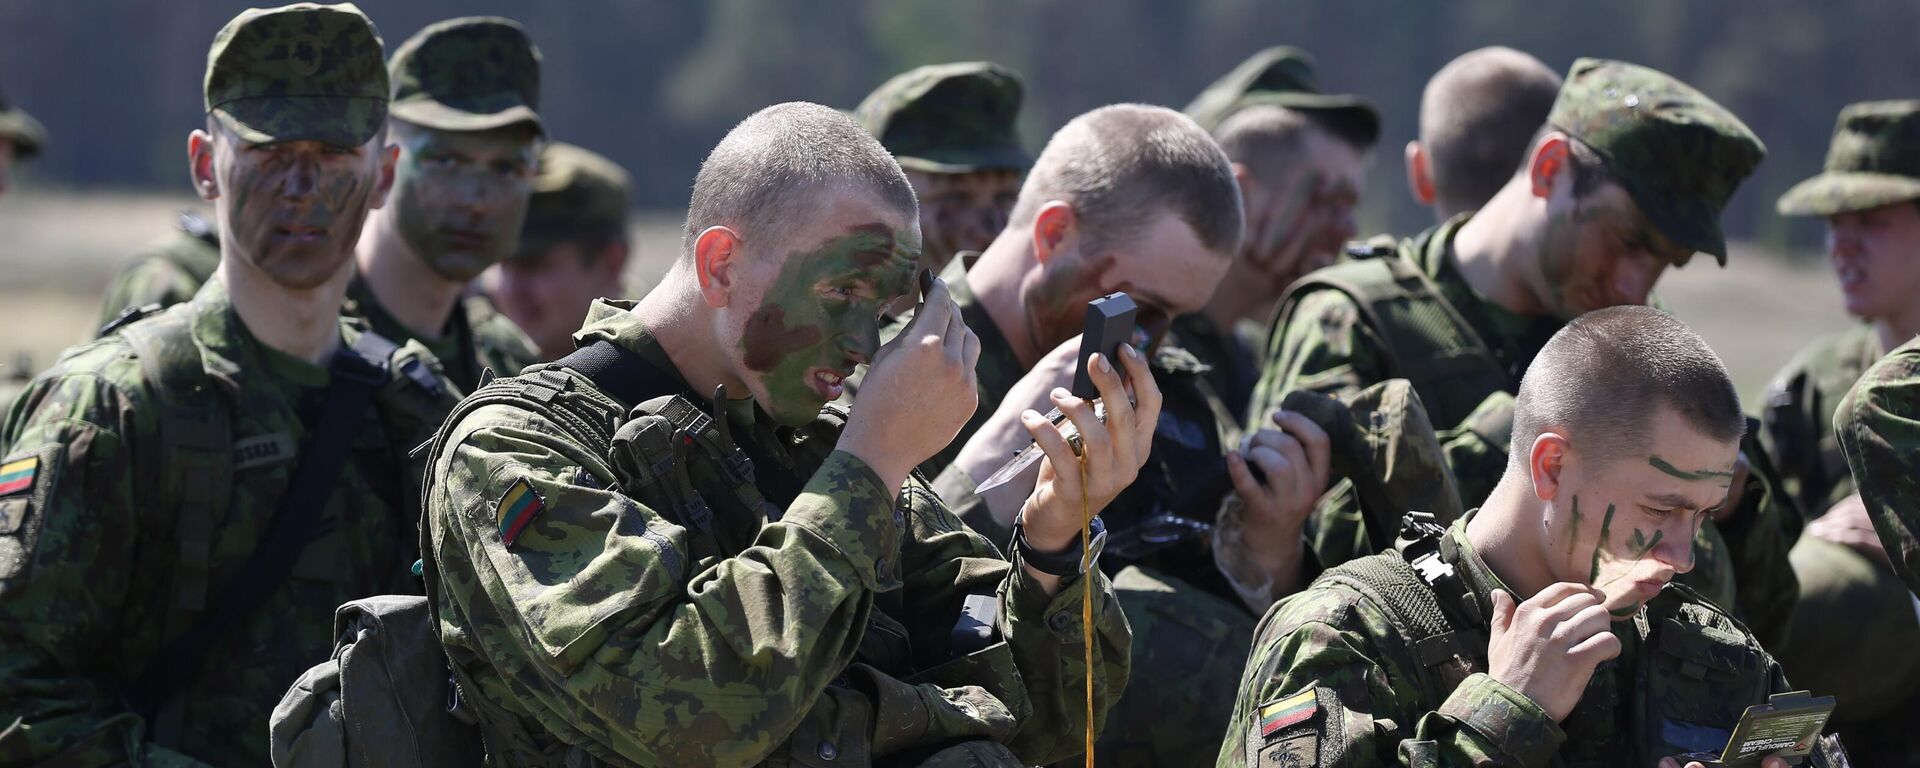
left=269, top=595, right=483, bottom=768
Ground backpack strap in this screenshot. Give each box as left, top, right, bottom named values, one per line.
left=1316, top=512, right=1483, bottom=702
left=130, top=328, right=395, bottom=720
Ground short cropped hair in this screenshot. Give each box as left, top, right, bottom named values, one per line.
left=1510, top=305, right=1744, bottom=471
left=1421, top=47, right=1562, bottom=212
left=1009, top=103, right=1242, bottom=257
left=1214, top=104, right=1314, bottom=189
left=684, top=102, right=918, bottom=258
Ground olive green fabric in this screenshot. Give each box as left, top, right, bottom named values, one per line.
left=95, top=213, right=222, bottom=334
left=1182, top=46, right=1379, bottom=143
left=854, top=62, right=1030, bottom=174
left=1546, top=58, right=1765, bottom=264
left=1778, top=100, right=1920, bottom=216
left=343, top=275, right=540, bottom=393
left=204, top=3, right=389, bottom=147
left=1777, top=537, right=1920, bottom=766
left=1837, top=335, right=1920, bottom=595
left=1763, top=324, right=1881, bottom=515
left=387, top=16, right=542, bottom=134
left=513, top=142, right=630, bottom=259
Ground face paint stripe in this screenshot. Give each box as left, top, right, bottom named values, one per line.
left=1648, top=455, right=1735, bottom=481
left=1588, top=503, right=1616, bottom=584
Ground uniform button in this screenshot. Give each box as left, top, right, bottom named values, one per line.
left=817, top=740, right=837, bottom=761
left=1048, top=612, right=1072, bottom=632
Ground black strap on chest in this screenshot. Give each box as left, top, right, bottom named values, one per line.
left=129, top=331, right=396, bottom=718
left=1318, top=512, right=1484, bottom=704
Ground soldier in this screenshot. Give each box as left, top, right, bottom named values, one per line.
left=1174, top=46, right=1379, bottom=423
left=855, top=62, right=1030, bottom=273
left=483, top=141, right=632, bottom=362
left=348, top=17, right=544, bottom=392
left=1838, top=336, right=1920, bottom=591
left=1247, top=58, right=1798, bottom=644
left=1769, top=101, right=1920, bottom=762
left=419, top=102, right=1140, bottom=766
left=95, top=212, right=222, bottom=333
left=1220, top=306, right=1847, bottom=768
left=0, top=4, right=460, bottom=764
left=0, top=84, right=42, bottom=406
left=1405, top=46, right=1563, bottom=221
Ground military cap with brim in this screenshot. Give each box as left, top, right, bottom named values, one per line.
left=855, top=61, right=1030, bottom=174
left=1777, top=100, right=1920, bottom=217
left=513, top=142, right=630, bottom=259
left=1183, top=46, right=1380, bottom=144
left=389, top=16, right=542, bottom=134
left=1548, top=57, right=1765, bottom=266
left=204, top=3, right=389, bottom=147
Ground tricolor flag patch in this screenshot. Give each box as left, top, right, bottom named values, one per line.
left=1259, top=689, right=1318, bottom=737
left=0, top=456, right=37, bottom=497
left=497, top=478, right=545, bottom=547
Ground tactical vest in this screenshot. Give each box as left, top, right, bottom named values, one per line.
left=1273, top=231, right=1509, bottom=429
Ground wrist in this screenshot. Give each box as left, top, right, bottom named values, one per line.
left=837, top=433, right=910, bottom=499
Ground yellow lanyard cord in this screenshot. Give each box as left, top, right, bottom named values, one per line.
left=1078, top=451, right=1095, bottom=767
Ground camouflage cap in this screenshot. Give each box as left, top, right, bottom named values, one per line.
left=1548, top=58, right=1765, bottom=265
left=204, top=3, right=388, bottom=147
left=854, top=61, right=1029, bottom=174
left=388, top=17, right=542, bottom=134
left=0, top=86, right=45, bottom=158
left=1182, top=46, right=1380, bottom=143
left=513, top=142, right=630, bottom=258
left=1776, top=100, right=1920, bottom=217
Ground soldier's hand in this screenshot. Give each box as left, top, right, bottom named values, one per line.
left=1807, top=493, right=1888, bottom=564
left=1486, top=584, right=1620, bottom=722
left=841, top=276, right=980, bottom=492
left=1659, top=756, right=1790, bottom=768
left=1016, top=344, right=1160, bottom=563
left=1227, top=409, right=1332, bottom=572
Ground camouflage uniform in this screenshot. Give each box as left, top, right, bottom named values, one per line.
left=95, top=213, right=221, bottom=332
left=1217, top=513, right=1846, bottom=767
left=1247, top=59, right=1800, bottom=646
left=1767, top=101, right=1920, bottom=765
left=345, top=276, right=538, bottom=393
left=423, top=299, right=1128, bottom=766
left=1838, top=335, right=1920, bottom=592
left=0, top=8, right=464, bottom=764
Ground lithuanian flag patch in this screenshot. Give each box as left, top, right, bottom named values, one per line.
left=497, top=478, right=545, bottom=547
left=0, top=456, right=37, bottom=497
left=1258, top=689, right=1318, bottom=737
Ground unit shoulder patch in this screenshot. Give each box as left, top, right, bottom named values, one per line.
left=0, top=455, right=37, bottom=497
left=497, top=477, right=546, bottom=547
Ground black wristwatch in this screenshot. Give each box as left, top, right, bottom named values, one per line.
left=1011, top=517, right=1107, bottom=577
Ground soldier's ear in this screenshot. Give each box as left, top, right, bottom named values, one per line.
left=693, top=226, right=744, bottom=308
left=1031, top=201, right=1078, bottom=266
left=1527, top=431, right=1570, bottom=502
left=1405, top=141, right=1436, bottom=206
left=1528, top=133, right=1571, bottom=200
left=189, top=129, right=219, bottom=201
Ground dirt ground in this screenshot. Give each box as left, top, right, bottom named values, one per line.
left=0, top=191, right=1856, bottom=408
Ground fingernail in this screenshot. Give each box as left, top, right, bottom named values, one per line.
left=1096, top=354, right=1112, bottom=374
left=1051, top=387, right=1072, bottom=401
left=1021, top=410, right=1043, bottom=425
left=1122, top=344, right=1140, bottom=359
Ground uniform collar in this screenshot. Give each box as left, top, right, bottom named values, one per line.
left=186, top=277, right=332, bottom=394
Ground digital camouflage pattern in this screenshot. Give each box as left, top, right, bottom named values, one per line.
left=0, top=83, right=45, bottom=157
left=1776, top=100, right=1920, bottom=216
left=855, top=62, right=1031, bottom=174
left=387, top=16, right=542, bottom=134
left=1248, top=217, right=1802, bottom=647
left=204, top=3, right=389, bottom=147
left=1763, top=324, right=1881, bottom=514
left=0, top=280, right=458, bottom=766
left=1217, top=514, right=1845, bottom=768
left=1547, top=58, right=1765, bottom=264
left=425, top=299, right=1129, bottom=766
left=344, top=274, right=540, bottom=393
left=1181, top=46, right=1379, bottom=142
left=513, top=141, right=630, bottom=259
left=95, top=213, right=222, bottom=333
left=1837, top=334, right=1920, bottom=596
left=1168, top=312, right=1264, bottom=432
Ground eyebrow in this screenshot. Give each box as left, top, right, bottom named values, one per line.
left=1644, top=492, right=1701, bottom=510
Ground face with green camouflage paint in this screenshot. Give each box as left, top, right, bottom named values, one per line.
left=726, top=189, right=919, bottom=426
left=1538, top=404, right=1738, bottom=617
left=1238, top=126, right=1365, bottom=294
left=388, top=120, right=539, bottom=281
left=203, top=122, right=391, bottom=290
left=1532, top=173, right=1686, bottom=320
left=1023, top=209, right=1230, bottom=354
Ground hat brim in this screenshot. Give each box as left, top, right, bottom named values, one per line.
left=1222, top=92, right=1381, bottom=146
left=212, top=96, right=387, bottom=147
left=1621, top=179, right=1726, bottom=267
left=1776, top=171, right=1920, bottom=217
left=895, top=142, right=1031, bottom=174
left=389, top=98, right=544, bottom=136
left=0, top=108, right=46, bottom=158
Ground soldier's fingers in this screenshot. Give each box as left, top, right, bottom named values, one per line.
left=1247, top=446, right=1292, bottom=500
left=1655, top=759, right=1681, bottom=768
left=1118, top=344, right=1162, bottom=447
left=1759, top=757, right=1790, bottom=768
left=907, top=278, right=955, bottom=338
left=1226, top=453, right=1273, bottom=509
left=1489, top=589, right=1516, bottom=636
left=1556, top=603, right=1613, bottom=647
left=1268, top=430, right=1313, bottom=499
left=941, top=295, right=969, bottom=360
left=1021, top=410, right=1084, bottom=499
left=1527, top=582, right=1599, bottom=611
left=1270, top=410, right=1332, bottom=490
left=962, top=324, right=982, bottom=371
left=1087, top=352, right=1135, bottom=455
left=1567, top=630, right=1622, bottom=667
left=1052, top=387, right=1115, bottom=468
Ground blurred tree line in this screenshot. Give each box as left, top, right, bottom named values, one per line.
left=2, top=0, right=1913, bottom=254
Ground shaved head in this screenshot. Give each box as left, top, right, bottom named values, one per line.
left=1511, top=306, right=1744, bottom=473
left=1420, top=47, right=1562, bottom=215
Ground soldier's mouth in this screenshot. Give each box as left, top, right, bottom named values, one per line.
left=806, top=367, right=846, bottom=400
left=274, top=225, right=328, bottom=243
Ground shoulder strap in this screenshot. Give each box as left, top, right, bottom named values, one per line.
left=1317, top=521, right=1482, bottom=702
left=130, top=329, right=393, bottom=719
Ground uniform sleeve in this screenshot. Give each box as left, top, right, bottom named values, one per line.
left=1217, top=592, right=1563, bottom=768
left=429, top=407, right=904, bottom=767
left=1835, top=348, right=1920, bottom=596
left=1247, top=289, right=1390, bottom=429
left=95, top=258, right=200, bottom=335
left=0, top=373, right=211, bottom=767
